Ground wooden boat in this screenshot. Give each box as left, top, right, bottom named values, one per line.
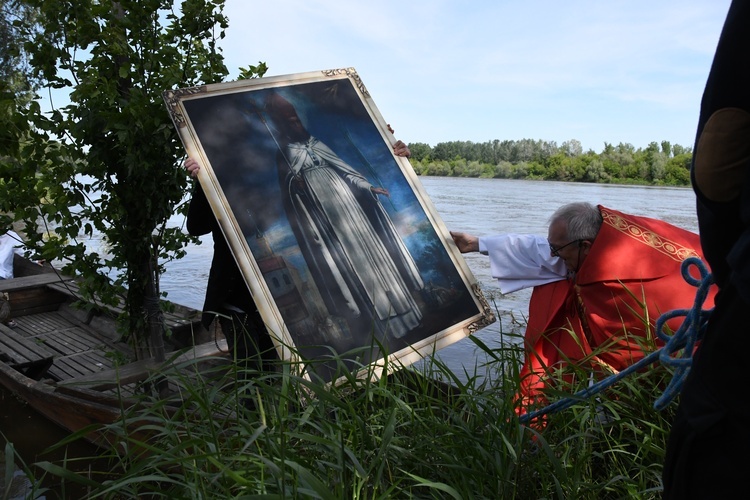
left=1, top=256, right=460, bottom=451
left=0, top=255, right=229, bottom=448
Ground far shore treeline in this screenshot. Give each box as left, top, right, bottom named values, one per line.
left=407, top=139, right=692, bottom=186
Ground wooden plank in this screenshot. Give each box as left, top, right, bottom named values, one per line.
left=44, top=280, right=84, bottom=300
left=11, top=261, right=202, bottom=338
left=46, top=280, right=203, bottom=339
left=24, top=311, right=128, bottom=355
left=0, top=324, right=55, bottom=380
left=9, top=299, right=64, bottom=317
left=47, top=356, right=90, bottom=380
left=0, top=273, right=71, bottom=293
left=37, top=328, right=102, bottom=356
left=45, top=348, right=117, bottom=381
left=56, top=304, right=96, bottom=326
left=0, top=327, right=42, bottom=363
left=54, top=383, right=139, bottom=407
left=72, top=350, right=114, bottom=371
left=85, top=314, right=120, bottom=341
left=59, top=339, right=228, bottom=391
left=2, top=286, right=68, bottom=317
left=7, top=310, right=132, bottom=383
left=15, top=311, right=71, bottom=335
left=46, top=280, right=127, bottom=316
left=45, top=281, right=129, bottom=341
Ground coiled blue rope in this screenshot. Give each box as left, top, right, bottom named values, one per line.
left=518, top=256, right=714, bottom=424
left=653, top=257, right=714, bottom=410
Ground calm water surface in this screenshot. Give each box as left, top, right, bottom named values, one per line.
left=162, top=177, right=699, bottom=380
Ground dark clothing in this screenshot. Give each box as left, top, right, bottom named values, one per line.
left=187, top=183, right=276, bottom=371
left=663, top=1, right=750, bottom=497
left=663, top=283, right=750, bottom=498
left=186, top=184, right=254, bottom=328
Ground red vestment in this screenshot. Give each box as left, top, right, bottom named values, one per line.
left=518, top=206, right=716, bottom=414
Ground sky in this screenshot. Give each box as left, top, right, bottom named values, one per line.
left=216, top=0, right=732, bottom=153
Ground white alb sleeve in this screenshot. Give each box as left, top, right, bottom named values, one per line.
left=478, top=234, right=567, bottom=293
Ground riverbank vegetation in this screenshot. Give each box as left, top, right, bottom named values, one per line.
left=408, top=139, right=692, bottom=186
left=19, top=331, right=676, bottom=499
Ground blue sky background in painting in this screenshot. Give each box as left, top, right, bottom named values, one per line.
left=182, top=78, right=460, bottom=289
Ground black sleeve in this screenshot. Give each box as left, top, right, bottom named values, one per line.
left=186, top=182, right=216, bottom=237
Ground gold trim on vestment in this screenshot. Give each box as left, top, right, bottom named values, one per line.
left=600, top=208, right=699, bottom=262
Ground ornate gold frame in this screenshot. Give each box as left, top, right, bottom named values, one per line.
left=164, top=68, right=494, bottom=383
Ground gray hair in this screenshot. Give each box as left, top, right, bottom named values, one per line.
left=549, top=202, right=603, bottom=241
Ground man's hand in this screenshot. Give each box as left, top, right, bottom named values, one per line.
left=184, top=157, right=200, bottom=178
left=387, top=124, right=411, bottom=158
left=393, top=140, right=411, bottom=158
left=450, top=231, right=479, bottom=253
left=371, top=186, right=390, bottom=197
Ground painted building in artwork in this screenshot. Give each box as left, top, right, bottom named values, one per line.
left=250, top=233, right=351, bottom=346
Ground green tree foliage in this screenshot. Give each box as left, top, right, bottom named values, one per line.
left=407, top=141, right=432, bottom=162
left=663, top=153, right=692, bottom=185
left=412, top=138, right=692, bottom=186
left=0, top=0, right=36, bottom=94
left=0, top=0, right=38, bottom=163
left=0, top=0, right=266, bottom=358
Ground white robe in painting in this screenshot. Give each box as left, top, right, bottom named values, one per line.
left=278, top=136, right=424, bottom=339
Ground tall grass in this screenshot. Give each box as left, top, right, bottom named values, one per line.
left=18, top=332, right=677, bottom=499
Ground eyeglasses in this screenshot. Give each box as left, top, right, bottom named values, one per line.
left=548, top=239, right=582, bottom=257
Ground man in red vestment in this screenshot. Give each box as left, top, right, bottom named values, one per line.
left=452, top=202, right=716, bottom=415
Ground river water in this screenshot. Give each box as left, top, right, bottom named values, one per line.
left=161, top=177, right=700, bottom=381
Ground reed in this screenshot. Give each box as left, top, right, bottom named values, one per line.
left=21, top=333, right=676, bottom=499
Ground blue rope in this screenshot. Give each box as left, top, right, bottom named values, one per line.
left=518, top=257, right=714, bottom=424
left=653, top=257, right=714, bottom=410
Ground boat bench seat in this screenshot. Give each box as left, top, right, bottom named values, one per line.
left=59, top=338, right=228, bottom=390
left=0, top=324, right=55, bottom=380
left=0, top=272, right=69, bottom=293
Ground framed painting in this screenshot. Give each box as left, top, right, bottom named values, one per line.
left=163, top=68, right=495, bottom=383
